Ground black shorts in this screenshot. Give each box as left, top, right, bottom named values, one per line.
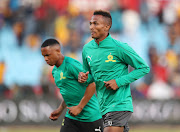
left=60, top=117, right=103, bottom=132
left=102, top=111, right=132, bottom=132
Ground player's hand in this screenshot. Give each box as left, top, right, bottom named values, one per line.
left=104, top=80, right=119, bottom=90
left=67, top=105, right=83, bottom=117
left=78, top=72, right=89, bottom=83
left=49, top=109, right=61, bottom=121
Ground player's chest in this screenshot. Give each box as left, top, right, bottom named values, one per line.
left=85, top=48, right=119, bottom=70
left=53, top=69, right=69, bottom=86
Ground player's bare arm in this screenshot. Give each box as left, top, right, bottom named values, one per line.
left=67, top=82, right=96, bottom=116
left=49, top=99, right=66, bottom=121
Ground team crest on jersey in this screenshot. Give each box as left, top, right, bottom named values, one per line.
left=105, top=53, right=116, bottom=62
left=60, top=72, right=66, bottom=80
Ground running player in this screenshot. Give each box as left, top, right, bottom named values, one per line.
left=78, top=10, right=150, bottom=132
left=41, top=39, right=103, bottom=132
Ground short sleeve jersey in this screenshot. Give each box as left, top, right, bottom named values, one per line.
left=52, top=56, right=102, bottom=122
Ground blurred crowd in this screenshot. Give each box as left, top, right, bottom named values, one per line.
left=0, top=0, right=180, bottom=100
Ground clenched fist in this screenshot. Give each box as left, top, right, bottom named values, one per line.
left=78, top=71, right=89, bottom=83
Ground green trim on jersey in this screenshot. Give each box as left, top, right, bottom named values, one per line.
left=52, top=56, right=102, bottom=122
left=82, top=34, right=150, bottom=115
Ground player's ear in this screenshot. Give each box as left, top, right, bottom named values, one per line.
left=54, top=45, right=61, bottom=53
left=56, top=48, right=61, bottom=55
left=104, top=24, right=110, bottom=32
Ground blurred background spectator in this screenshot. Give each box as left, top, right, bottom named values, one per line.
left=0, top=0, right=180, bottom=101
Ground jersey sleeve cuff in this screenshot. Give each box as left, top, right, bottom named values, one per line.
left=115, top=78, right=121, bottom=87
left=86, top=74, right=94, bottom=84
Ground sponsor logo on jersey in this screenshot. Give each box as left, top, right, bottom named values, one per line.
left=87, top=55, right=92, bottom=66
left=87, top=55, right=92, bottom=61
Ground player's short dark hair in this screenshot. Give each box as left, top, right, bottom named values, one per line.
left=93, top=10, right=112, bottom=28
left=41, top=38, right=60, bottom=48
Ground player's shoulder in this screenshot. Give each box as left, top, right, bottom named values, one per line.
left=111, top=38, right=127, bottom=47
left=111, top=38, right=132, bottom=50
left=83, top=39, right=94, bottom=49
left=65, top=56, right=81, bottom=64
left=65, top=56, right=82, bottom=69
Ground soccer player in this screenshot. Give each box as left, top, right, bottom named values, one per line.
left=41, top=39, right=103, bottom=132
left=78, top=10, right=150, bottom=132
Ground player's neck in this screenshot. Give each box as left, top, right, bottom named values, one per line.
left=55, top=55, right=64, bottom=67
left=95, top=33, right=109, bottom=45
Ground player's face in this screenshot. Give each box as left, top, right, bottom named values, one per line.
left=89, top=15, right=108, bottom=39
left=41, top=46, right=59, bottom=66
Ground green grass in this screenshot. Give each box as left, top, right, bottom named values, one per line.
left=1, top=126, right=180, bottom=132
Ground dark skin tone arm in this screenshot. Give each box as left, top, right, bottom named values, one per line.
left=49, top=99, right=66, bottom=121
left=67, top=82, right=96, bottom=116
left=42, top=45, right=96, bottom=118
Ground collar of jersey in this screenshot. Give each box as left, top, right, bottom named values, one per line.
left=54, top=56, right=66, bottom=70
left=93, top=34, right=112, bottom=47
